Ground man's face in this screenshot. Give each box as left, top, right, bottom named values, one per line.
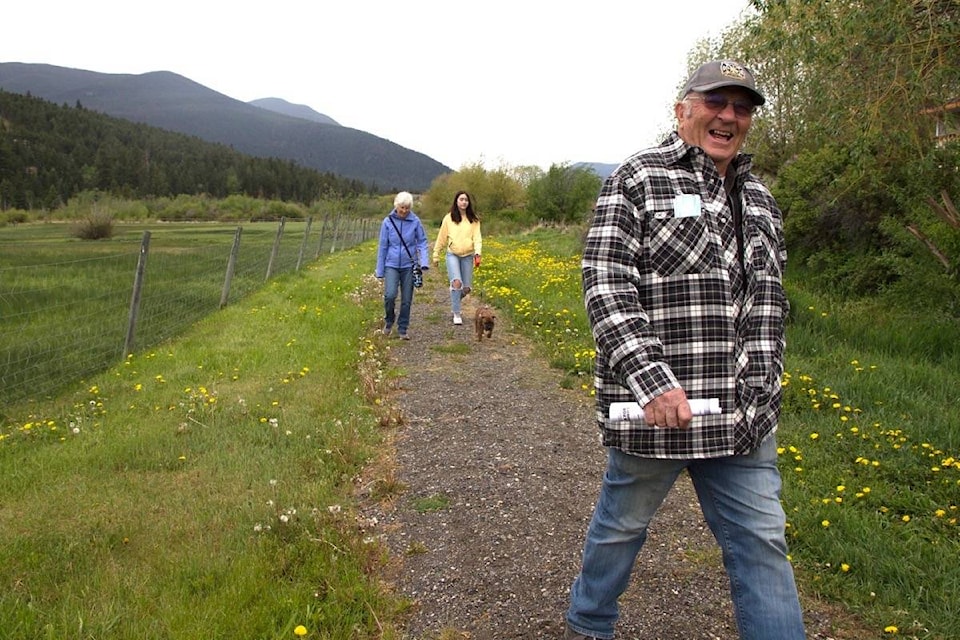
left=676, top=87, right=755, bottom=174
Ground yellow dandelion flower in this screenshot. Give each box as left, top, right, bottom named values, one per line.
left=884, top=625, right=898, bottom=634
left=841, top=563, right=850, bottom=572
left=294, top=625, right=308, bottom=636
left=821, top=520, right=830, bottom=527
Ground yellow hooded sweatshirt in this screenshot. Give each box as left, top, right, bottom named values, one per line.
left=432, top=213, right=482, bottom=263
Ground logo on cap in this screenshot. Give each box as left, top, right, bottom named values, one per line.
left=719, top=61, right=747, bottom=80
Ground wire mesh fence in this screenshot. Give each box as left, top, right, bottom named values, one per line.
left=1, top=214, right=376, bottom=409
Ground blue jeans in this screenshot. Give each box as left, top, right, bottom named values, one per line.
left=567, top=436, right=805, bottom=640
left=444, top=252, right=474, bottom=315
left=383, top=266, right=414, bottom=334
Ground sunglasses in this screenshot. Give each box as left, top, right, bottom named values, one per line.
left=691, top=92, right=757, bottom=118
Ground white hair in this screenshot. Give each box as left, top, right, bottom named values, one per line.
left=394, top=191, right=414, bottom=209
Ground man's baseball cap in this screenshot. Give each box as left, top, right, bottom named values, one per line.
left=681, top=60, right=765, bottom=106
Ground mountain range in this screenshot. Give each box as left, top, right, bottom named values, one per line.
left=0, top=62, right=450, bottom=192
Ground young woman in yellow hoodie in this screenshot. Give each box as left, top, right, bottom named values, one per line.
left=432, top=190, right=482, bottom=325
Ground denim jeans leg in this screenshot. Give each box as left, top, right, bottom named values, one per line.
left=459, top=253, right=474, bottom=291
left=567, top=448, right=683, bottom=639
left=383, top=267, right=400, bottom=328
left=445, top=252, right=463, bottom=314
left=397, top=267, right=414, bottom=334
left=689, top=436, right=806, bottom=640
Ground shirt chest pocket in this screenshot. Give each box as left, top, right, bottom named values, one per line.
left=646, top=213, right=717, bottom=277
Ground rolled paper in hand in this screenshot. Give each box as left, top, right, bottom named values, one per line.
left=608, top=398, right=721, bottom=421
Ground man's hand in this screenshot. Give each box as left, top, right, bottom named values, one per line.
left=474, top=255, right=481, bottom=268
left=643, top=388, right=693, bottom=429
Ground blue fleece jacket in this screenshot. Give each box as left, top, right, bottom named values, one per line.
left=375, top=209, right=430, bottom=278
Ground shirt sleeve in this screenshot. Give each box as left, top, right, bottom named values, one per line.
left=375, top=219, right=389, bottom=278
left=432, top=216, right=448, bottom=263
left=582, top=175, right=679, bottom=408
left=473, top=221, right=482, bottom=256
left=416, top=221, right=430, bottom=268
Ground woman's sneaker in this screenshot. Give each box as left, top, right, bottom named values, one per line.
left=461, top=286, right=471, bottom=299
left=453, top=313, right=463, bottom=325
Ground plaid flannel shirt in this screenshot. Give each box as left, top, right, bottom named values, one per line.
left=583, top=132, right=789, bottom=458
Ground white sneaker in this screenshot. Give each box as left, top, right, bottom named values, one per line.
left=453, top=313, right=463, bottom=325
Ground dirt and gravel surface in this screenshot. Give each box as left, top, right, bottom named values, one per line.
left=363, top=275, right=871, bottom=640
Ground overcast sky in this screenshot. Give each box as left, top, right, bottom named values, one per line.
left=3, top=1, right=753, bottom=171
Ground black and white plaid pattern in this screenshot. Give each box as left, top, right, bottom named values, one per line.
left=583, top=133, right=789, bottom=458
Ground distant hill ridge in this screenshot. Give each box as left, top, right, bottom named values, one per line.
left=248, top=97, right=340, bottom=126
left=0, top=62, right=450, bottom=191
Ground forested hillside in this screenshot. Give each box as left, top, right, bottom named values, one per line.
left=0, top=91, right=369, bottom=209
left=0, top=63, right=452, bottom=191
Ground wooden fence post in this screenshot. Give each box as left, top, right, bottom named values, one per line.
left=220, top=226, right=243, bottom=308
left=329, top=213, right=343, bottom=254
left=315, top=212, right=330, bottom=258
left=297, top=217, right=313, bottom=271
left=266, top=217, right=286, bottom=281
left=124, top=231, right=151, bottom=357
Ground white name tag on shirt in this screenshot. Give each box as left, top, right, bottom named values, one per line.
left=673, top=193, right=702, bottom=218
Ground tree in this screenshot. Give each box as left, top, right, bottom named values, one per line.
left=421, top=161, right=526, bottom=222
left=525, top=163, right=602, bottom=224
left=697, top=0, right=960, bottom=306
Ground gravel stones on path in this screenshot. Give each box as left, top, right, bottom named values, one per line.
left=363, top=277, right=851, bottom=640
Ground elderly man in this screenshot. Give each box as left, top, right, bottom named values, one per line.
left=565, top=60, right=806, bottom=640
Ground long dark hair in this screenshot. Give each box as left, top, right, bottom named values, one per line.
left=449, top=190, right=479, bottom=224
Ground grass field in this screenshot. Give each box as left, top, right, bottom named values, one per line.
left=2, top=226, right=957, bottom=638
left=1, top=240, right=407, bottom=639
left=473, top=229, right=960, bottom=639
left=0, top=220, right=367, bottom=407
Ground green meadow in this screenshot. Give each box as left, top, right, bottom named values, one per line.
left=0, top=220, right=363, bottom=407
left=475, top=230, right=960, bottom=639
left=1, top=226, right=958, bottom=638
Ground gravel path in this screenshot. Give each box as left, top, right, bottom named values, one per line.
left=363, top=274, right=867, bottom=640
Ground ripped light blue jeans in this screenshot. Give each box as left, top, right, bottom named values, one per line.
left=445, top=252, right=474, bottom=315
left=567, top=436, right=805, bottom=640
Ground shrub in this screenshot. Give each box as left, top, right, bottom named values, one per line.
left=0, top=209, right=30, bottom=226
left=71, top=212, right=115, bottom=240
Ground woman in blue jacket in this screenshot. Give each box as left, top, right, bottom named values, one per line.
left=375, top=191, right=430, bottom=340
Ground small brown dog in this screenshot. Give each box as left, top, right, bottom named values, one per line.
left=474, top=305, right=496, bottom=341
